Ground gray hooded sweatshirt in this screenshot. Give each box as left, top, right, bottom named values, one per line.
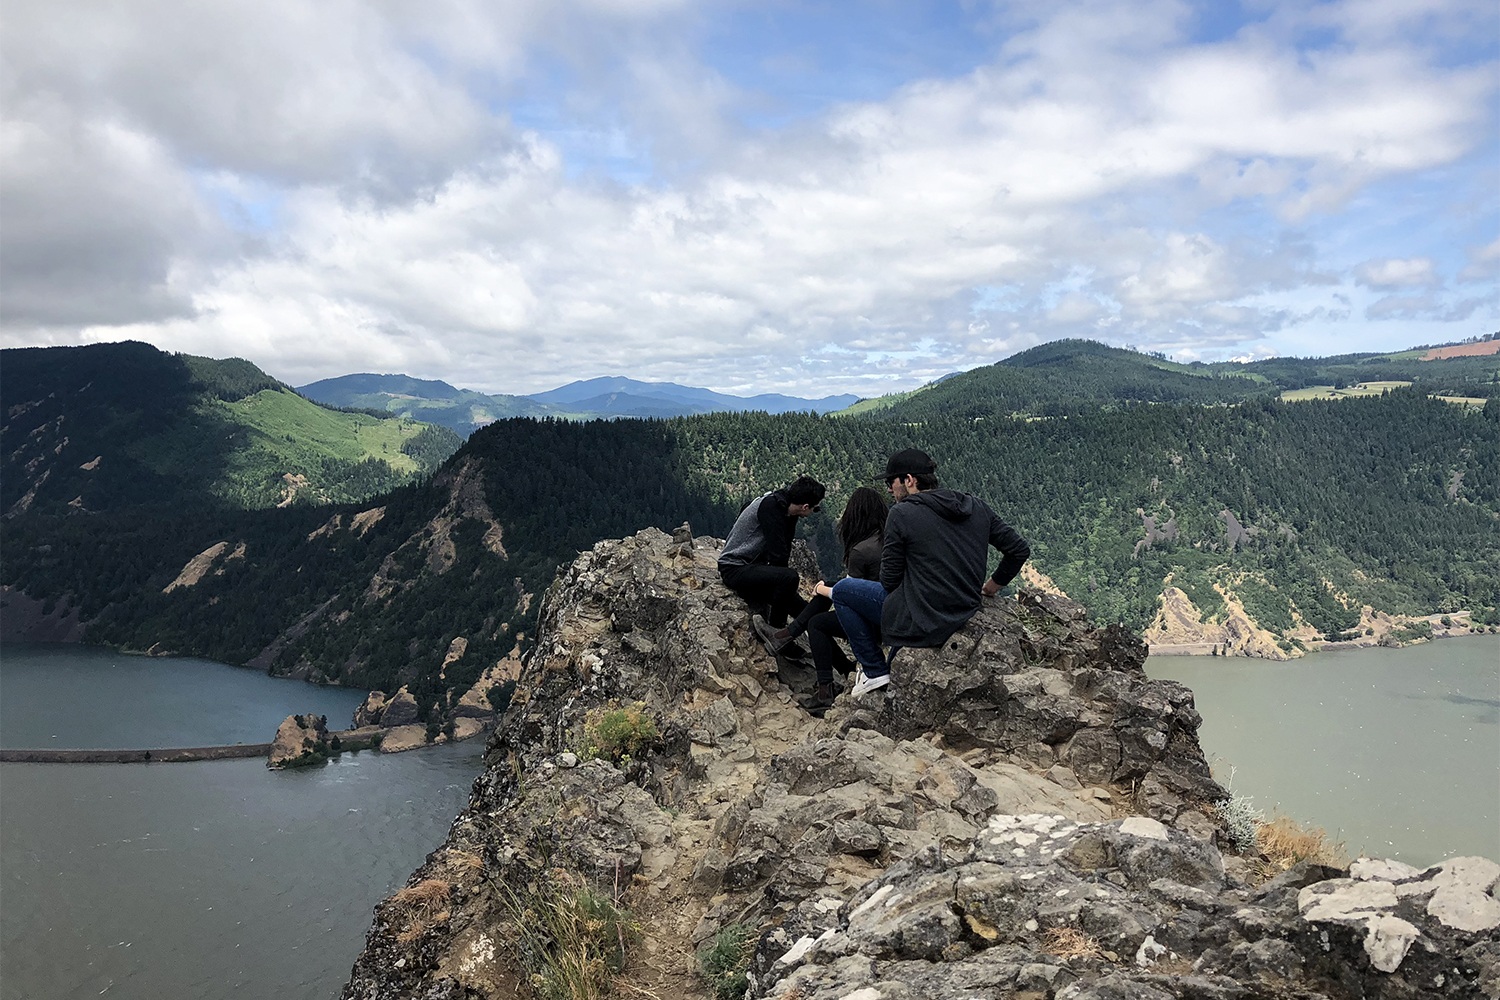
left=879, top=488, right=1030, bottom=647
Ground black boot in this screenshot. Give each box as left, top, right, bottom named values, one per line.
left=754, top=616, right=809, bottom=660
left=802, top=681, right=838, bottom=714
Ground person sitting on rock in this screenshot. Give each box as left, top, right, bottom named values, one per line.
left=756, top=485, right=889, bottom=713
left=718, top=475, right=827, bottom=628
left=832, top=449, right=1030, bottom=696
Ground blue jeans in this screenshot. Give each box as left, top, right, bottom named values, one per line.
left=831, top=578, right=890, bottom=671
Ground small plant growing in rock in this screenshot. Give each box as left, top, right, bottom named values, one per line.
left=580, top=702, right=658, bottom=763
left=442, top=848, right=485, bottom=882
left=1212, top=765, right=1261, bottom=851
left=501, top=867, right=638, bottom=1000
left=1217, top=792, right=1261, bottom=852
left=696, top=922, right=754, bottom=1000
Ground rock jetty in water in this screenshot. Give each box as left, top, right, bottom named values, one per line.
left=340, top=527, right=1499, bottom=999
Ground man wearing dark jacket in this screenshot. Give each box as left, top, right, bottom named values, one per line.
left=832, top=449, right=1029, bottom=695
left=718, top=475, right=826, bottom=627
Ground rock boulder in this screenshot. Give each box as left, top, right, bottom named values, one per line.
left=268, top=713, right=330, bottom=769
left=380, top=687, right=420, bottom=728
left=353, top=690, right=388, bottom=728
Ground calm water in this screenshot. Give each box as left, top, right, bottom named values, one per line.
left=0, top=645, right=484, bottom=1000
left=2, top=639, right=1494, bottom=998
left=1149, top=635, right=1500, bottom=865
left=0, top=643, right=368, bottom=748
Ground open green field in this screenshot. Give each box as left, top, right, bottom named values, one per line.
left=124, top=387, right=452, bottom=506
left=833, top=384, right=931, bottom=417
left=1281, top=382, right=1486, bottom=408
left=1280, top=381, right=1411, bottom=401
left=223, top=389, right=427, bottom=474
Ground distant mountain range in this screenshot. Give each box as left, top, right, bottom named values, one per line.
left=297, top=373, right=861, bottom=436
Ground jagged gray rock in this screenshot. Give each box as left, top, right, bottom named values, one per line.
left=338, top=527, right=1498, bottom=1000
left=752, top=812, right=1499, bottom=998
left=826, top=588, right=1223, bottom=831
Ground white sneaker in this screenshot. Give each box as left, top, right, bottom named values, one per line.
left=851, top=667, right=891, bottom=697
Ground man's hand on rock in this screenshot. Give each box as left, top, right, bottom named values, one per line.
left=982, top=579, right=1001, bottom=598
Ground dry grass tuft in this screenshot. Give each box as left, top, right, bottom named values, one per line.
left=1041, top=926, right=1105, bottom=961
left=501, top=866, right=639, bottom=1000
left=444, top=849, right=486, bottom=878
left=389, top=878, right=452, bottom=943
left=1254, top=814, right=1347, bottom=878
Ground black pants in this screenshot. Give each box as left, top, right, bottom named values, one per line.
left=719, top=563, right=806, bottom=627
left=786, top=594, right=855, bottom=685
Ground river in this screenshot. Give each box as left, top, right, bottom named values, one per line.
left=1148, top=634, right=1500, bottom=865
left=0, top=644, right=484, bottom=1000
left=1, top=637, right=1495, bottom=998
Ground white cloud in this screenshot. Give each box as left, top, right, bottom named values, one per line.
left=1, top=0, right=504, bottom=187
left=0, top=107, right=215, bottom=325
left=1, top=0, right=1495, bottom=395
left=1460, top=238, right=1500, bottom=283
left=1356, top=257, right=1440, bottom=289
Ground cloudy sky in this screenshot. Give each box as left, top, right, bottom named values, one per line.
left=2, top=0, right=1496, bottom=398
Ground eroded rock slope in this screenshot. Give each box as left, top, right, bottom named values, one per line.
left=341, top=527, right=1499, bottom=1000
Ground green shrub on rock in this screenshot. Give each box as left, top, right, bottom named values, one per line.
left=697, top=922, right=753, bottom=1000
left=580, top=703, right=658, bottom=763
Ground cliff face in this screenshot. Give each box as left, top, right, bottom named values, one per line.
left=1144, top=585, right=1291, bottom=659
left=341, top=528, right=1499, bottom=1000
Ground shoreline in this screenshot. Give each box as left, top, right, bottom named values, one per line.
left=1149, top=617, right=1495, bottom=659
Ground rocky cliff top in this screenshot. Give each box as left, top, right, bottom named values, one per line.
left=341, top=527, right=1499, bottom=1000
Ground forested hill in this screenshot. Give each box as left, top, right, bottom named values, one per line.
left=1, top=419, right=741, bottom=726
left=851, top=337, right=1500, bottom=421
left=4, top=375, right=1496, bottom=729
left=679, top=391, right=1500, bottom=637
left=1, top=342, right=461, bottom=514
left=2, top=340, right=1500, bottom=731
left=850, top=340, right=1268, bottom=419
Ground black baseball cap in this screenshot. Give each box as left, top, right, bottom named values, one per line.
left=881, top=448, right=937, bottom=481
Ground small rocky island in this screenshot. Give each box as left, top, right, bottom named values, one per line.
left=268, top=642, right=518, bottom=768
left=340, top=527, right=1499, bottom=999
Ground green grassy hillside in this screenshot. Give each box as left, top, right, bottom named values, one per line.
left=1, top=342, right=460, bottom=514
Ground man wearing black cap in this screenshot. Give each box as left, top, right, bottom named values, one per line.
left=832, top=449, right=1029, bottom=696
left=718, top=475, right=827, bottom=628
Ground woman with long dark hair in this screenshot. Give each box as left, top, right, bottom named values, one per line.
left=756, top=486, right=888, bottom=712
